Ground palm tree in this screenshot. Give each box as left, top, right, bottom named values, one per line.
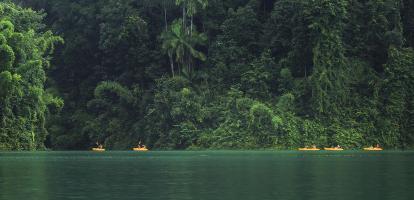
left=175, top=0, right=208, bottom=33
left=161, top=19, right=206, bottom=76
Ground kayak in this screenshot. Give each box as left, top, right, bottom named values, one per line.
left=92, top=148, right=105, bottom=152
left=363, top=147, right=383, bottom=151
left=324, top=147, right=344, bottom=151
left=133, top=147, right=148, bottom=151
left=298, top=148, right=320, bottom=151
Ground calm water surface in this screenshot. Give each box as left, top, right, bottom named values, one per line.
left=0, top=151, right=413, bottom=200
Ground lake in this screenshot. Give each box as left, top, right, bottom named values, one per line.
left=0, top=151, right=413, bottom=200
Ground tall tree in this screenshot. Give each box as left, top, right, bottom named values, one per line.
left=0, top=2, right=62, bottom=150
left=381, top=47, right=414, bottom=147
left=308, top=0, right=349, bottom=116
left=175, top=0, right=208, bottom=33
left=161, top=19, right=207, bottom=74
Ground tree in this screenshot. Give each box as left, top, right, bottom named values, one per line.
left=144, top=76, right=205, bottom=149
left=307, top=0, right=349, bottom=116
left=345, top=0, right=404, bottom=68
left=381, top=47, right=414, bottom=147
left=139, top=0, right=177, bottom=76
left=175, top=0, right=208, bottom=32
left=12, top=0, right=414, bottom=150
left=85, top=81, right=142, bottom=149
left=0, top=2, right=62, bottom=150
left=161, top=19, right=207, bottom=75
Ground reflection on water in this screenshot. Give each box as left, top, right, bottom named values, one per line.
left=0, top=151, right=413, bottom=200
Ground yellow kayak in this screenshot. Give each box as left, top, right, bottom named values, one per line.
left=133, top=147, right=148, bottom=151
left=363, top=147, right=383, bottom=151
left=298, top=148, right=320, bottom=151
left=324, top=147, right=344, bottom=151
left=92, top=148, right=105, bottom=152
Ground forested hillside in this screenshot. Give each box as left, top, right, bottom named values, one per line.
left=2, top=0, right=413, bottom=150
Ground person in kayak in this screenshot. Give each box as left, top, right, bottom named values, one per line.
left=95, top=141, right=102, bottom=149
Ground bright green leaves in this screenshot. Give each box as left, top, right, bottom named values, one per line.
left=248, top=102, right=280, bottom=146
left=0, top=2, right=62, bottom=150
left=43, top=92, right=64, bottom=114
left=0, top=20, right=14, bottom=38
left=37, top=31, right=64, bottom=57
left=0, top=21, right=15, bottom=71
left=0, top=20, right=17, bottom=99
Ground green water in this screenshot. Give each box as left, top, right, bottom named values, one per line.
left=0, top=151, right=413, bottom=200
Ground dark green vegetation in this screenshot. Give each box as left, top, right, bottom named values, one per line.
left=1, top=0, right=413, bottom=150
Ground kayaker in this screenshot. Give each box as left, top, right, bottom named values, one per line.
left=336, top=145, right=341, bottom=149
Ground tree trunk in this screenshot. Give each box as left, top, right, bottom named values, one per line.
left=190, top=15, right=193, bottom=35
left=182, top=6, right=186, bottom=28
left=164, top=7, right=168, bottom=31
left=164, top=6, right=174, bottom=77
left=169, top=52, right=175, bottom=77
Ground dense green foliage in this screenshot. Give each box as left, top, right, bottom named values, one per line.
left=4, top=0, right=414, bottom=150
left=0, top=2, right=62, bottom=150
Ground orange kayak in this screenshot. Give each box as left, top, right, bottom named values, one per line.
left=324, top=147, right=344, bottom=151
left=298, top=148, right=320, bottom=151
left=133, top=147, right=148, bottom=151
left=92, top=148, right=105, bottom=152
left=363, top=147, right=383, bottom=151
